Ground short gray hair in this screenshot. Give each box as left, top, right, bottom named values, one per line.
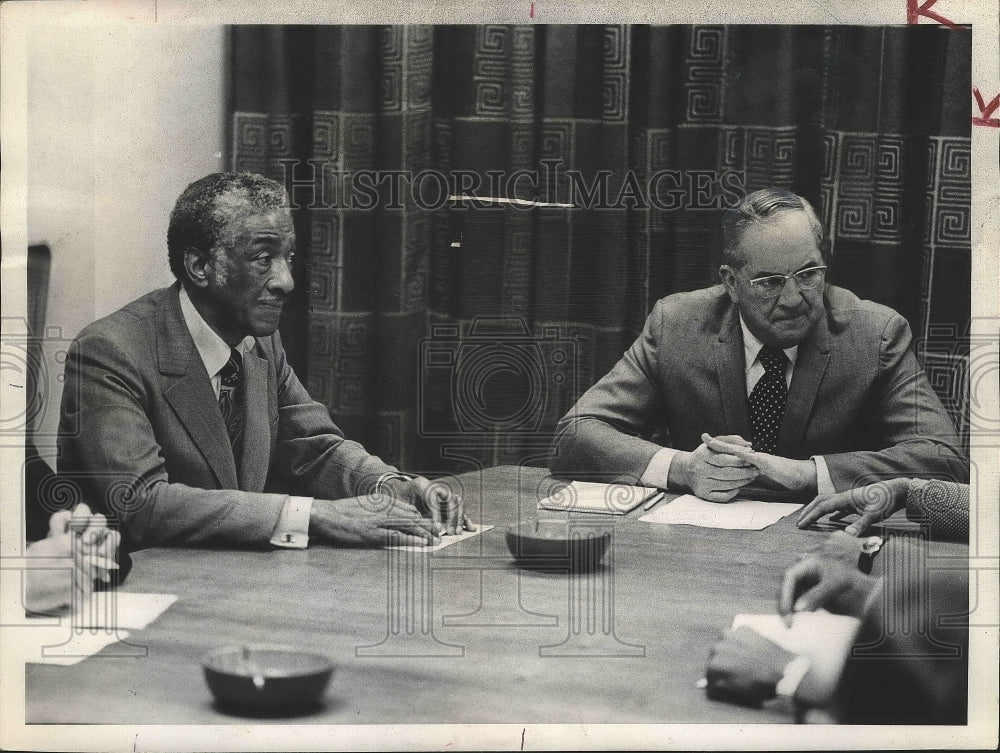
left=721, top=188, right=828, bottom=268
left=167, top=172, right=288, bottom=280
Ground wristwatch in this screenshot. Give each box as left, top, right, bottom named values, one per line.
left=374, top=471, right=414, bottom=495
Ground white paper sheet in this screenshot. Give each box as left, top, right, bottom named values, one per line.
left=639, top=494, right=802, bottom=530
left=25, top=592, right=177, bottom=665
left=387, top=524, right=493, bottom=552
left=74, top=592, right=178, bottom=630
left=731, top=611, right=863, bottom=691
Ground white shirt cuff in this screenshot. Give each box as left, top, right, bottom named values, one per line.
left=640, top=447, right=678, bottom=489
left=811, top=456, right=835, bottom=495
left=775, top=655, right=812, bottom=698
left=270, top=496, right=313, bottom=549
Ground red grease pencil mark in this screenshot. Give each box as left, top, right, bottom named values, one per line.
left=530, top=2, right=534, bottom=18
left=906, top=0, right=963, bottom=30
left=973, top=88, right=1000, bottom=128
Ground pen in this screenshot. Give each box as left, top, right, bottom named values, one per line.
left=643, top=491, right=666, bottom=511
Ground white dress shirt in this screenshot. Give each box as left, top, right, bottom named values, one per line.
left=640, top=315, right=835, bottom=493
left=178, top=287, right=312, bottom=548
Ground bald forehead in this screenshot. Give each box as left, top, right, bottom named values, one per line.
left=737, top=210, right=823, bottom=275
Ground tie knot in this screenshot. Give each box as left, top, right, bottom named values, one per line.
left=758, top=346, right=788, bottom=374
left=219, top=348, right=243, bottom=382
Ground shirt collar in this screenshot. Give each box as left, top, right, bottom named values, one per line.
left=738, top=314, right=798, bottom=370
left=177, top=286, right=255, bottom=378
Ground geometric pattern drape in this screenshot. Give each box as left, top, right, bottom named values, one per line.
left=230, top=25, right=970, bottom=474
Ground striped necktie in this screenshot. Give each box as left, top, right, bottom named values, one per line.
left=217, top=348, right=245, bottom=464
left=748, top=346, right=788, bottom=454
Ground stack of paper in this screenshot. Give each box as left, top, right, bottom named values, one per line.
left=639, top=494, right=801, bottom=530
left=539, top=481, right=658, bottom=515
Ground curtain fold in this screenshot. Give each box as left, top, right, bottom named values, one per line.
left=230, top=24, right=971, bottom=474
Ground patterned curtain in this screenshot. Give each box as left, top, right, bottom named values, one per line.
left=229, top=25, right=970, bottom=475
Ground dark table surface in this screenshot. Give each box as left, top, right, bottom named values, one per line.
left=25, top=465, right=954, bottom=725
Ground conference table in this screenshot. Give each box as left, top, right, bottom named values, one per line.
left=24, top=465, right=955, bottom=725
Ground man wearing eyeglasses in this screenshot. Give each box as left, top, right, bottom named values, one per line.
left=549, top=188, right=967, bottom=501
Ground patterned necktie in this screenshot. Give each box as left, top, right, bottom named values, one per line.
left=217, top=348, right=245, bottom=464
left=749, top=346, right=788, bottom=454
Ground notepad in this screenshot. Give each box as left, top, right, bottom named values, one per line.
left=538, top=481, right=658, bottom=515
left=639, top=494, right=801, bottom=530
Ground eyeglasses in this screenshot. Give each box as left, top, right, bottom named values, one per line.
left=747, top=265, right=828, bottom=299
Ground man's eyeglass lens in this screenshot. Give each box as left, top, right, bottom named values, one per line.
left=750, top=266, right=827, bottom=298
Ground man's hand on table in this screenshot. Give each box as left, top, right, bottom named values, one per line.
left=703, top=435, right=817, bottom=495
left=706, top=553, right=878, bottom=711
left=705, top=626, right=796, bottom=705
left=379, top=475, right=477, bottom=536
left=778, top=553, right=877, bottom=619
left=668, top=434, right=759, bottom=502
left=309, top=495, right=443, bottom=547
left=25, top=503, right=120, bottom=615
left=797, top=478, right=910, bottom=535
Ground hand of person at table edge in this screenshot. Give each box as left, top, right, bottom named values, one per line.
left=705, top=626, right=796, bottom=704
left=25, top=503, right=120, bottom=615
left=778, top=553, right=878, bottom=619
left=797, top=478, right=910, bottom=535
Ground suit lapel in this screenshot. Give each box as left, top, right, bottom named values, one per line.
left=156, top=285, right=239, bottom=489
left=237, top=347, right=270, bottom=492
left=713, top=306, right=753, bottom=440
left=779, top=313, right=831, bottom=456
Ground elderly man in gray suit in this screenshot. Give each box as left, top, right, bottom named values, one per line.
left=59, top=172, right=472, bottom=551
left=549, top=188, right=967, bottom=501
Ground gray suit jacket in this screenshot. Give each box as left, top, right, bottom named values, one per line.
left=58, top=284, right=397, bottom=550
left=549, top=285, right=968, bottom=491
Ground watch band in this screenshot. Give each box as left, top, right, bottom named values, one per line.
left=374, top=471, right=414, bottom=495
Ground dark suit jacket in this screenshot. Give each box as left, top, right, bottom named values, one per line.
left=549, top=284, right=968, bottom=490
left=835, top=536, right=968, bottom=724
left=58, top=284, right=397, bottom=550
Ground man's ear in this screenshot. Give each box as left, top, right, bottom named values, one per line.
left=183, top=246, right=211, bottom=289
left=719, top=265, right=740, bottom=303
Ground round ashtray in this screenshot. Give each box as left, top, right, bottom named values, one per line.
left=202, top=645, right=333, bottom=714
left=505, top=521, right=611, bottom=571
